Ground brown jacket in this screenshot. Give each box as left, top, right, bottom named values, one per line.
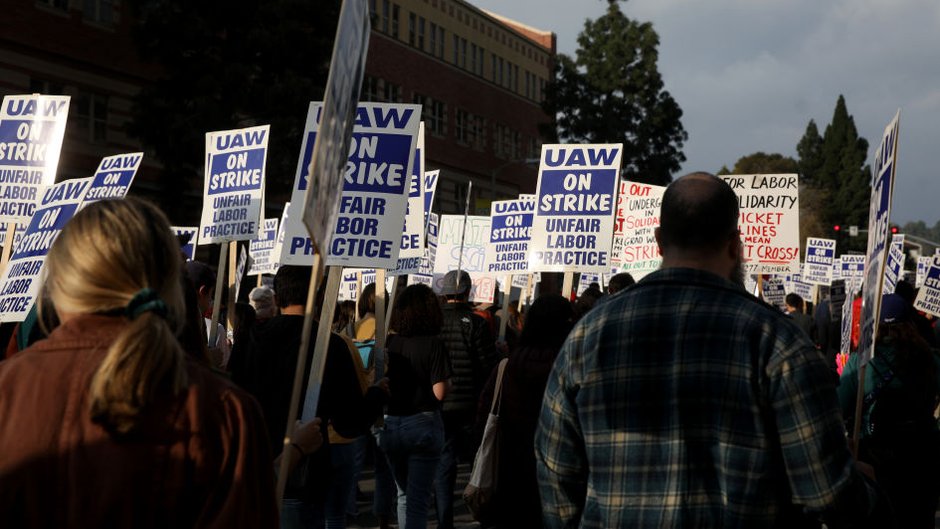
left=0, top=314, right=278, bottom=528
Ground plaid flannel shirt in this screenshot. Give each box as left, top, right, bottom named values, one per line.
left=535, top=268, right=876, bottom=528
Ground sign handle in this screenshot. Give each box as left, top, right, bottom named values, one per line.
left=226, top=240, right=238, bottom=332
left=454, top=181, right=472, bottom=293
left=207, top=242, right=229, bottom=350
left=384, top=273, right=398, bottom=338
left=275, top=254, right=323, bottom=509
left=757, top=274, right=764, bottom=300
left=498, top=275, right=512, bottom=342
left=0, top=223, right=16, bottom=274
left=257, top=274, right=263, bottom=288
left=375, top=268, right=387, bottom=356
left=562, top=272, right=574, bottom=300
left=300, top=265, right=344, bottom=422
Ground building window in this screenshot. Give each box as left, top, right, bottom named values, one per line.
left=408, top=12, right=415, bottom=46
left=29, top=78, right=65, bottom=95
left=74, top=91, right=108, bottom=143
left=497, top=57, right=504, bottom=85
left=391, top=3, right=399, bottom=38
left=476, top=46, right=484, bottom=76
left=456, top=110, right=485, bottom=150
left=415, top=94, right=446, bottom=136
left=369, top=0, right=376, bottom=18
left=429, top=22, right=438, bottom=55
left=452, top=34, right=459, bottom=65
left=460, top=38, right=467, bottom=69
left=437, top=27, right=445, bottom=58
left=491, top=53, right=497, bottom=82
left=383, top=81, right=401, bottom=102
left=381, top=0, right=389, bottom=32
left=83, top=0, right=113, bottom=24
left=514, top=64, right=519, bottom=92
left=362, top=75, right=380, bottom=101
left=470, top=43, right=477, bottom=73
left=417, top=17, right=425, bottom=50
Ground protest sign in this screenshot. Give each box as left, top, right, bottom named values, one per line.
left=804, top=238, right=835, bottom=286
left=0, top=178, right=90, bottom=322
left=576, top=273, right=600, bottom=296
left=917, top=255, right=931, bottom=288
left=172, top=226, right=198, bottom=261
left=485, top=195, right=535, bottom=275
left=914, top=254, right=940, bottom=317
left=390, top=123, right=425, bottom=276
left=839, top=254, right=866, bottom=294
left=858, top=110, right=900, bottom=366
left=882, top=234, right=905, bottom=294
left=840, top=289, right=854, bottom=354
left=83, top=152, right=142, bottom=203
left=529, top=144, right=622, bottom=273
left=280, top=103, right=420, bottom=269
left=0, top=94, right=70, bottom=225
left=832, top=257, right=842, bottom=282
left=409, top=212, right=438, bottom=287
left=761, top=277, right=786, bottom=310
left=611, top=181, right=664, bottom=280
left=423, top=170, right=440, bottom=230
left=339, top=269, right=362, bottom=301
left=512, top=272, right=541, bottom=290
left=434, top=214, right=496, bottom=303
left=198, top=125, right=269, bottom=244
left=720, top=174, right=800, bottom=274
left=0, top=223, right=25, bottom=251
left=234, top=245, right=248, bottom=302
left=299, top=1, right=370, bottom=260
left=248, top=218, right=279, bottom=276
left=744, top=274, right=758, bottom=297
left=785, top=271, right=815, bottom=301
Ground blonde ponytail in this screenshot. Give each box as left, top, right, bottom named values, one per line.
left=43, top=199, right=189, bottom=435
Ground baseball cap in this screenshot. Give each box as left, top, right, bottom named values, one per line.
left=880, top=293, right=909, bottom=324
left=440, top=270, right=471, bottom=296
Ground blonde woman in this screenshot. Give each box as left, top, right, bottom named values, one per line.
left=0, top=198, right=277, bottom=527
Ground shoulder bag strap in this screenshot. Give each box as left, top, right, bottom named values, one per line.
left=490, top=358, right=509, bottom=416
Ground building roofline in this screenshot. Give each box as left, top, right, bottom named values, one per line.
left=452, top=0, right=557, bottom=53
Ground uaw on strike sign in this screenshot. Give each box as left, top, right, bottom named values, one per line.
left=280, top=102, right=420, bottom=269
left=198, top=125, right=270, bottom=244
left=0, top=94, right=70, bottom=224
left=529, top=144, right=622, bottom=273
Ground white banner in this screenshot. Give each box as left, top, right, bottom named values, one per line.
left=390, top=122, right=425, bottom=276
left=248, top=217, right=279, bottom=276
left=882, top=234, right=905, bottom=294
left=720, top=174, right=800, bottom=274
left=433, top=214, right=496, bottom=303
left=83, top=152, right=142, bottom=203
left=611, top=180, right=665, bottom=280
left=914, top=254, right=940, bottom=318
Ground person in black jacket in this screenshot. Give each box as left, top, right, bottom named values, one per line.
left=476, top=294, right=574, bottom=528
left=434, top=270, right=499, bottom=529
left=231, top=265, right=388, bottom=529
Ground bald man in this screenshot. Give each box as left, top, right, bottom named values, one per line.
left=536, top=173, right=884, bottom=528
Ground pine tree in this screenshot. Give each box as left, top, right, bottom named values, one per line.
left=543, top=0, right=687, bottom=185
left=796, top=95, right=871, bottom=242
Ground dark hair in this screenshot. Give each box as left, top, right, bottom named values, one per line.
left=658, top=172, right=739, bottom=253
left=608, top=272, right=635, bottom=294
left=519, top=294, right=574, bottom=350
left=185, top=260, right=216, bottom=291
left=895, top=279, right=916, bottom=305
left=274, top=265, right=311, bottom=308
left=333, top=300, right=357, bottom=335
left=876, top=321, right=937, bottom=403
left=359, top=283, right=377, bottom=319
left=390, top=284, right=443, bottom=337
left=785, top=293, right=804, bottom=311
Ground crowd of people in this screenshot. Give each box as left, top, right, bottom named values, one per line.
left=2, top=172, right=940, bottom=528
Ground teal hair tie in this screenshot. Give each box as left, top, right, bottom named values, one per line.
left=126, top=288, right=167, bottom=320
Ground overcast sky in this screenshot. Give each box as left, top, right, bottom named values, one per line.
left=472, top=0, right=940, bottom=226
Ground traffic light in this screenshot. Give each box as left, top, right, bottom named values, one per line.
left=890, top=225, right=899, bottom=234
left=833, top=225, right=841, bottom=233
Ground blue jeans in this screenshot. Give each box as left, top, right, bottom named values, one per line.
left=281, top=497, right=324, bottom=529
left=378, top=411, right=444, bottom=529
left=371, top=431, right=397, bottom=518
left=324, top=437, right=365, bottom=528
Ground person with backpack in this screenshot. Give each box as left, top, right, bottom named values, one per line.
left=435, top=270, right=499, bottom=529
left=839, top=293, right=940, bottom=528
